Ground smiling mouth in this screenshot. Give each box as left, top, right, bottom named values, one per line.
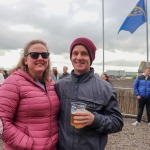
left=75, top=61, right=85, bottom=64
left=36, top=63, right=44, bottom=65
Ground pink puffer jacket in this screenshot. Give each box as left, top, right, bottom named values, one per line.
left=0, top=69, right=60, bottom=150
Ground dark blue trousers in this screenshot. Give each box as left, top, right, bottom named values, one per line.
left=137, top=97, right=150, bottom=123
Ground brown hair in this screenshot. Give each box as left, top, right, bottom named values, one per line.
left=102, top=73, right=110, bottom=82
left=9, top=40, right=51, bottom=81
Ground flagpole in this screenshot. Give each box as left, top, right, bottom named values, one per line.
left=145, top=0, right=149, bottom=66
left=102, top=0, right=105, bottom=73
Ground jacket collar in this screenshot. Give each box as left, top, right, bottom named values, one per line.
left=71, top=67, right=94, bottom=83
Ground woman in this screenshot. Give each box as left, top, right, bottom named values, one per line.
left=101, top=73, right=114, bottom=85
left=101, top=73, right=110, bottom=83
left=0, top=40, right=60, bottom=150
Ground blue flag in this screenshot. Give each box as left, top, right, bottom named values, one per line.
left=118, top=0, right=147, bottom=34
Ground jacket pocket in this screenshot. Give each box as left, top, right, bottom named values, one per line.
left=77, top=97, right=105, bottom=113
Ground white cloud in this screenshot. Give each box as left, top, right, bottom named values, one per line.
left=0, top=0, right=149, bottom=73
left=0, top=49, right=22, bottom=69
left=9, top=24, right=43, bottom=32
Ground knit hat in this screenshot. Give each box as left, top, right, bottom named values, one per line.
left=70, top=37, right=97, bottom=65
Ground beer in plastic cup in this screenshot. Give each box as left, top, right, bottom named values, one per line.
left=70, top=102, right=86, bottom=128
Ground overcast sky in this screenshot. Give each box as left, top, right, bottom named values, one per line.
left=0, top=0, right=149, bottom=74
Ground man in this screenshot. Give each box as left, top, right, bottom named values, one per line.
left=60, top=66, right=70, bottom=79
left=55, top=37, right=123, bottom=150
left=132, top=67, right=150, bottom=126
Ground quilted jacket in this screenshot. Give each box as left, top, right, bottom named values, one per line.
left=0, top=69, right=60, bottom=150
left=134, top=74, right=150, bottom=98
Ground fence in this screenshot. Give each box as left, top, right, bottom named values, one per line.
left=115, top=87, right=147, bottom=120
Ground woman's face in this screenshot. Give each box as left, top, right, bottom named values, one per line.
left=24, top=43, right=49, bottom=80
left=101, top=74, right=107, bottom=80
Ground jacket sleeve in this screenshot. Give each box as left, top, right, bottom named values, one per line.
left=55, top=83, right=60, bottom=98
left=0, top=76, right=34, bottom=150
left=133, top=77, right=140, bottom=96
left=90, top=95, right=123, bottom=134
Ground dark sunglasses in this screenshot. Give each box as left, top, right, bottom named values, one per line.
left=25, top=52, right=50, bottom=59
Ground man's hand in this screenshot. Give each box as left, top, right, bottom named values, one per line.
left=137, top=95, right=141, bottom=100
left=73, top=110, right=95, bottom=129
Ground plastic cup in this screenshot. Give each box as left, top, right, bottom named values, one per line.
left=70, top=102, right=86, bottom=128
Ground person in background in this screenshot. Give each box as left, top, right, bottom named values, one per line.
left=55, top=37, right=123, bottom=150
left=51, top=67, right=60, bottom=83
left=0, top=69, right=5, bottom=85
left=94, top=73, right=99, bottom=78
left=101, top=73, right=116, bottom=97
left=0, top=40, right=60, bottom=150
left=101, top=73, right=111, bottom=83
left=132, top=67, right=150, bottom=126
left=3, top=70, right=9, bottom=79
left=60, top=66, right=70, bottom=79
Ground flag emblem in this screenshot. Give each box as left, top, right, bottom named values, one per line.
left=118, top=0, right=147, bottom=34
left=129, top=6, right=146, bottom=17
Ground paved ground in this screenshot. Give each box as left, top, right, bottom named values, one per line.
left=106, top=117, right=150, bottom=150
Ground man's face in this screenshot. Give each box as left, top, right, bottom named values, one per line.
left=71, top=45, right=91, bottom=75
left=145, top=68, right=150, bottom=76
left=63, top=67, right=68, bottom=73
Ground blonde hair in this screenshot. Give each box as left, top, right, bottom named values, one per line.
left=9, top=40, right=51, bottom=81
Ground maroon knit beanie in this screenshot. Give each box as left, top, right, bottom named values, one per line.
left=70, top=37, right=97, bottom=65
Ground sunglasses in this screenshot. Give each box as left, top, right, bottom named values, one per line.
left=25, top=52, right=50, bottom=59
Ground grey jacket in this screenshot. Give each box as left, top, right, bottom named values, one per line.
left=55, top=68, right=123, bottom=150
